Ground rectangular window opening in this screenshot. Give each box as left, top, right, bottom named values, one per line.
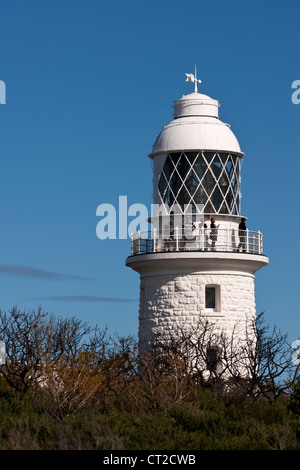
left=205, top=286, right=216, bottom=309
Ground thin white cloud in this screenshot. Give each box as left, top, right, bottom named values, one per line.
left=0, top=265, right=91, bottom=281
left=33, top=295, right=138, bottom=303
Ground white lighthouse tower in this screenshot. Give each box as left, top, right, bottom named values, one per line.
left=126, top=71, right=269, bottom=362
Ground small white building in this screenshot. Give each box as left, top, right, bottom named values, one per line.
left=126, top=73, right=269, bottom=365
left=0, top=340, right=6, bottom=365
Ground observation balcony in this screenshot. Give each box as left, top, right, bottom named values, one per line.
left=130, top=227, right=264, bottom=257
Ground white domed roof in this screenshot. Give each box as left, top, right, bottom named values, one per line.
left=149, top=92, right=243, bottom=158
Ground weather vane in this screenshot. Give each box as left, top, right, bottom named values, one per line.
left=185, top=65, right=202, bottom=93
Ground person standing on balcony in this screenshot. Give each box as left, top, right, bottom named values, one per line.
left=203, top=220, right=208, bottom=251
left=238, top=217, right=247, bottom=252
left=210, top=218, right=219, bottom=251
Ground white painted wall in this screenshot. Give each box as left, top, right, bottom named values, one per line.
left=138, top=271, right=256, bottom=347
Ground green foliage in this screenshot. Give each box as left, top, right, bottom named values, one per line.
left=0, top=376, right=299, bottom=450
left=0, top=309, right=299, bottom=450
left=289, top=377, right=300, bottom=415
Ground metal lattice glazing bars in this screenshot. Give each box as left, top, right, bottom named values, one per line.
left=157, top=151, right=241, bottom=215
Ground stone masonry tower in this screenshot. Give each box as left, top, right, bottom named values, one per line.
left=126, top=71, right=269, bottom=358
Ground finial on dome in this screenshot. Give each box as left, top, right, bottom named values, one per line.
left=185, top=65, right=202, bottom=93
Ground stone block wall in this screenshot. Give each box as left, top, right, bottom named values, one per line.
left=138, top=272, right=256, bottom=347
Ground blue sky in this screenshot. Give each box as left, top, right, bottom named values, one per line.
left=0, top=0, right=299, bottom=342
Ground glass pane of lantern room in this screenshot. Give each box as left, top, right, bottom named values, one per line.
left=176, top=185, right=191, bottom=207
left=176, top=154, right=191, bottom=182
left=163, top=155, right=174, bottom=180
left=193, top=185, right=207, bottom=205
left=218, top=172, right=230, bottom=196
left=158, top=173, right=168, bottom=199
left=211, top=154, right=223, bottom=180
left=225, top=158, right=234, bottom=180
left=202, top=168, right=215, bottom=196
left=234, top=156, right=240, bottom=183
left=165, top=186, right=175, bottom=207
left=203, top=152, right=215, bottom=164
left=193, top=154, right=207, bottom=182
left=185, top=152, right=199, bottom=164
left=211, top=186, right=223, bottom=213
left=185, top=168, right=200, bottom=197
left=169, top=169, right=182, bottom=198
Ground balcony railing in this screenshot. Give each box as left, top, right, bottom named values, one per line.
left=130, top=227, right=263, bottom=256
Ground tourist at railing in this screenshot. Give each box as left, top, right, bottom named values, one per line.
left=210, top=218, right=220, bottom=252
left=203, top=220, right=208, bottom=251
left=238, top=217, right=247, bottom=252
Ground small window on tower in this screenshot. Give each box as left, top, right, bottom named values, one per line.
left=205, top=287, right=216, bottom=309
left=205, top=285, right=220, bottom=311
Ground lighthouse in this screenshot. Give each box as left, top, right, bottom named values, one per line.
left=126, top=71, right=269, bottom=363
